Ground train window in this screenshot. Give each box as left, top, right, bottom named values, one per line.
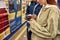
left=9, top=0, right=14, bottom=13
left=17, top=0, right=21, bottom=11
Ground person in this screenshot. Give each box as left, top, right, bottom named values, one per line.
left=27, top=0, right=60, bottom=40
left=26, top=0, right=42, bottom=16
left=58, top=0, right=60, bottom=9
left=26, top=0, right=42, bottom=40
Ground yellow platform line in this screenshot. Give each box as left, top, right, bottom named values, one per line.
left=15, top=27, right=27, bottom=40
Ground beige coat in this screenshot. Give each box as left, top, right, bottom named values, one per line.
left=30, top=5, right=60, bottom=40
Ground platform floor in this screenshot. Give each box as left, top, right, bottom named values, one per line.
left=9, top=26, right=27, bottom=40
left=18, top=30, right=27, bottom=40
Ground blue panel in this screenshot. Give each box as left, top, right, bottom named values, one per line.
left=16, top=16, right=21, bottom=26
left=10, top=19, right=17, bottom=32
left=10, top=25, right=16, bottom=32
left=10, top=22, right=16, bottom=29
left=10, top=19, right=16, bottom=23
left=10, top=16, right=22, bottom=33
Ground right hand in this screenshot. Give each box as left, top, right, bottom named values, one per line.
left=26, top=14, right=32, bottom=21
left=26, top=14, right=37, bottom=21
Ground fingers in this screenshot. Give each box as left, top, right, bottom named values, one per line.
left=27, top=14, right=32, bottom=16
left=26, top=14, right=37, bottom=21
left=27, top=19, right=33, bottom=24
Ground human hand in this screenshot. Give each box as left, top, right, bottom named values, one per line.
left=26, top=14, right=37, bottom=21
left=32, top=14, right=37, bottom=20
left=26, top=14, right=32, bottom=21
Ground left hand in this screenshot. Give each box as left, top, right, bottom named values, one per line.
left=32, top=14, right=37, bottom=20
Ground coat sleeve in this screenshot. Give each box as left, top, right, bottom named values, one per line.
left=30, top=9, right=59, bottom=38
